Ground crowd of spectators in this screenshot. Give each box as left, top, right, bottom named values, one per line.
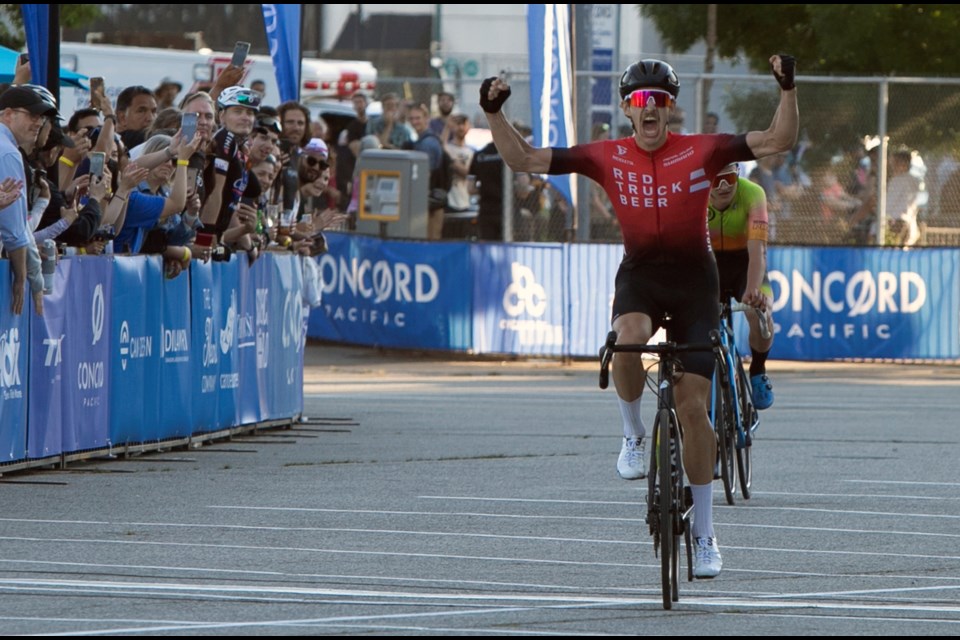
left=0, top=55, right=346, bottom=316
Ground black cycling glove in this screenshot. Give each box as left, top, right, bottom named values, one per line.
left=772, top=54, right=796, bottom=91
left=479, top=77, right=511, bottom=114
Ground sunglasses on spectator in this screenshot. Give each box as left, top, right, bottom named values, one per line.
left=257, top=116, right=282, bottom=132
left=304, top=156, right=328, bottom=168
left=712, top=172, right=739, bottom=190
left=627, top=89, right=676, bottom=109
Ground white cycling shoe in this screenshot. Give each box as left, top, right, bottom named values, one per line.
left=617, top=437, right=646, bottom=480
left=693, top=537, right=723, bottom=579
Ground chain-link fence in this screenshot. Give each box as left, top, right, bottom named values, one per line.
left=361, top=71, right=960, bottom=246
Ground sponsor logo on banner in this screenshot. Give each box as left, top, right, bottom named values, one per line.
left=79, top=285, right=106, bottom=402
left=237, top=312, right=255, bottom=350
left=220, top=290, right=237, bottom=355
left=318, top=254, right=441, bottom=329
left=281, top=290, right=302, bottom=351
left=256, top=288, right=269, bottom=369
left=500, top=262, right=562, bottom=346
left=118, top=320, right=153, bottom=371
left=769, top=269, right=927, bottom=341
left=161, top=324, right=189, bottom=364
left=0, top=327, right=23, bottom=400
left=91, top=284, right=104, bottom=345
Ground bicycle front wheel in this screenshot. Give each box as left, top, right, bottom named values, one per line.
left=734, top=360, right=754, bottom=499
left=656, top=408, right=675, bottom=610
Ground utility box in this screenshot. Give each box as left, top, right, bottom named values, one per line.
left=353, top=150, right=429, bottom=239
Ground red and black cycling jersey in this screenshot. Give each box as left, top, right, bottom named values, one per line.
left=550, top=132, right=754, bottom=262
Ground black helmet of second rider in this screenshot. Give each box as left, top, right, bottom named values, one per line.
left=618, top=59, right=680, bottom=100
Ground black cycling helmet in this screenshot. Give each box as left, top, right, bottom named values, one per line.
left=618, top=59, right=680, bottom=100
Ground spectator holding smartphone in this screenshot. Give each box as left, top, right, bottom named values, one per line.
left=200, top=86, right=261, bottom=241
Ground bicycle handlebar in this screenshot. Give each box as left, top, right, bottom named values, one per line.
left=728, top=301, right=772, bottom=340
left=598, top=329, right=724, bottom=389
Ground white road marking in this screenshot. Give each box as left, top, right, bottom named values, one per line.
left=1, top=579, right=959, bottom=636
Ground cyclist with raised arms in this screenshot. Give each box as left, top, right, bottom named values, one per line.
left=708, top=163, right=775, bottom=408
left=480, top=55, right=798, bottom=578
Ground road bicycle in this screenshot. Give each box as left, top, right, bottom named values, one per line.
left=711, top=299, right=771, bottom=505
left=599, top=323, right=724, bottom=610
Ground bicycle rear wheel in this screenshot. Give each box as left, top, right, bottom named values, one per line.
left=656, top=408, right=675, bottom=610
left=713, top=366, right=737, bottom=505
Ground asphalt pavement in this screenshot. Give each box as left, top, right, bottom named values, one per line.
left=1, top=340, right=958, bottom=635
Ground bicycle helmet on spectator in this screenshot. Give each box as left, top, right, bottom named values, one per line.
left=216, top=86, right=261, bottom=112
left=19, top=83, right=58, bottom=110
left=618, top=59, right=680, bottom=100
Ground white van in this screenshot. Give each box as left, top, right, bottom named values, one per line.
left=57, top=42, right=377, bottom=118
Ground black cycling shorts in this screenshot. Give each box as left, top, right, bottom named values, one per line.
left=715, top=250, right=772, bottom=301
left=612, top=256, right=720, bottom=379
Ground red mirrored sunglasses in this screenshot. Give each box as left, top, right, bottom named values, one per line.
left=712, top=172, right=739, bottom=190
left=627, top=89, right=676, bottom=109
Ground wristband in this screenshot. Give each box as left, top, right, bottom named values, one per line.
left=112, top=194, right=127, bottom=203
left=181, top=247, right=192, bottom=264
left=59, top=156, right=75, bottom=168
left=102, top=114, right=117, bottom=124
left=177, top=159, right=189, bottom=166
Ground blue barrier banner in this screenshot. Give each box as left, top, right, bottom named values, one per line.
left=251, top=254, right=274, bottom=420
left=307, top=233, right=472, bottom=350
left=267, top=253, right=304, bottom=419
left=237, top=254, right=262, bottom=425
left=28, top=257, right=68, bottom=458
left=1, top=261, right=29, bottom=461
left=58, top=257, right=112, bottom=451
left=159, top=260, right=194, bottom=438
left=471, top=242, right=566, bottom=356
left=190, top=256, right=242, bottom=431
left=769, top=247, right=960, bottom=360
left=566, top=243, right=620, bottom=357
left=190, top=258, right=220, bottom=432
left=214, top=257, right=241, bottom=429
left=109, top=256, right=162, bottom=445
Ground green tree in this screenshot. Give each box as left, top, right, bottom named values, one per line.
left=0, top=5, right=101, bottom=50
left=642, top=4, right=960, bottom=159
left=640, top=4, right=960, bottom=75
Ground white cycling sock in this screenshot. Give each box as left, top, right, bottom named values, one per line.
left=690, top=482, right=715, bottom=539
left=618, top=397, right=645, bottom=440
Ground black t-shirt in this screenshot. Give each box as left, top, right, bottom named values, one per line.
left=202, top=129, right=250, bottom=236
left=469, top=142, right=504, bottom=214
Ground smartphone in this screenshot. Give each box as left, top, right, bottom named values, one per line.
left=18, top=52, right=29, bottom=65
left=231, top=41, right=251, bottom=68
left=88, top=152, right=106, bottom=179
left=181, top=112, right=198, bottom=141
left=195, top=232, right=216, bottom=248
left=89, top=77, right=105, bottom=109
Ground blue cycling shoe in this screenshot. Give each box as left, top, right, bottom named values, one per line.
left=751, top=373, right=774, bottom=410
